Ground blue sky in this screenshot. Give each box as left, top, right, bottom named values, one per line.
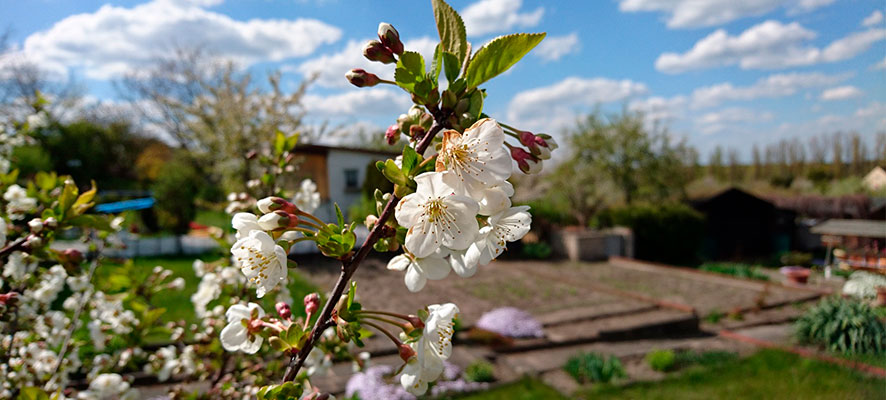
left=1, top=0, right=884, bottom=157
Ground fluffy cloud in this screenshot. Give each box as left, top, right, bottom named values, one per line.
left=461, top=0, right=544, bottom=37
left=302, top=88, right=411, bottom=116
left=855, top=101, right=886, bottom=118
left=656, top=21, right=886, bottom=73
left=507, top=77, right=647, bottom=135
left=629, top=95, right=688, bottom=124
left=618, top=0, right=834, bottom=29
left=294, top=37, right=437, bottom=88
left=819, top=85, right=862, bottom=101
left=872, top=56, right=886, bottom=70
left=862, top=10, right=884, bottom=27
left=690, top=71, right=850, bottom=108
left=695, top=107, right=774, bottom=135
left=533, top=33, right=580, bottom=62
left=4, top=0, right=342, bottom=80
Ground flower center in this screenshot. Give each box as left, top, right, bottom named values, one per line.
left=235, top=245, right=273, bottom=282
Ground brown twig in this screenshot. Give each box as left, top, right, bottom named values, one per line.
left=281, top=109, right=448, bottom=382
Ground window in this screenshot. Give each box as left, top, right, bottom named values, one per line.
left=344, top=169, right=359, bottom=191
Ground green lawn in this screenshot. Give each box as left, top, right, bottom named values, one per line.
left=456, top=350, right=884, bottom=400
left=96, top=254, right=318, bottom=334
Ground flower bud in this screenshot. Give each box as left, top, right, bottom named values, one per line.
left=405, top=314, right=425, bottom=330
left=63, top=248, right=84, bottom=264
left=304, top=293, right=320, bottom=315
left=28, top=218, right=43, bottom=233
left=168, top=277, right=186, bottom=290
left=364, top=214, right=379, bottom=229
left=409, top=124, right=425, bottom=140
left=257, top=196, right=292, bottom=214
left=258, top=211, right=294, bottom=231
left=43, top=217, right=58, bottom=229
left=0, top=292, right=19, bottom=305
left=245, top=150, right=258, bottom=160
left=398, top=343, right=416, bottom=362
left=346, top=68, right=381, bottom=87
left=407, top=105, right=424, bottom=122
left=537, top=133, right=558, bottom=151
left=363, top=40, right=396, bottom=64
left=275, top=302, right=292, bottom=320
left=25, top=235, right=42, bottom=249
left=385, top=124, right=400, bottom=145
left=511, top=147, right=542, bottom=174
left=519, top=131, right=556, bottom=160
left=377, top=22, right=404, bottom=55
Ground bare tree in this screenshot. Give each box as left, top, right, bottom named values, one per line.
left=832, top=132, right=844, bottom=178
left=119, top=48, right=312, bottom=191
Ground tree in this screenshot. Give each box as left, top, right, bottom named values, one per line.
left=120, top=48, right=311, bottom=192
left=558, top=109, right=695, bottom=224
left=708, top=146, right=725, bottom=181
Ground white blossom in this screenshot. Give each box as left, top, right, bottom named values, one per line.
left=220, top=303, right=265, bottom=354
left=450, top=206, right=531, bottom=277
left=2, top=251, right=36, bottom=282
left=232, top=212, right=262, bottom=240
left=191, top=272, right=221, bottom=317
left=232, top=230, right=288, bottom=298
left=395, top=172, right=479, bottom=258
left=3, top=184, right=36, bottom=219
left=77, top=373, right=138, bottom=400
left=436, top=118, right=512, bottom=193
left=400, top=303, right=459, bottom=396
left=293, top=179, right=321, bottom=214
left=387, top=252, right=450, bottom=292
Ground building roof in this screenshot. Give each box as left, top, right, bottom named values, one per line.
left=811, top=219, right=885, bottom=238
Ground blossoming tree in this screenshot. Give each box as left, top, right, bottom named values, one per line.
left=224, top=1, right=557, bottom=398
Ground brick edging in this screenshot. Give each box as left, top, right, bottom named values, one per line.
left=718, top=330, right=886, bottom=378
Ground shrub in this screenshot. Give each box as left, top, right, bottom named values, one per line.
left=464, top=360, right=496, bottom=383
left=520, top=242, right=552, bottom=259
left=779, top=251, right=813, bottom=267
left=795, top=297, right=886, bottom=356
left=646, top=349, right=676, bottom=372
left=152, top=156, right=202, bottom=234
left=595, top=203, right=705, bottom=265
left=700, top=262, right=769, bottom=281
left=564, top=352, right=626, bottom=384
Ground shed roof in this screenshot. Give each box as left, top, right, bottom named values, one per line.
left=811, top=219, right=885, bottom=238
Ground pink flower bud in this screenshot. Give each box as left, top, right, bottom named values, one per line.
left=377, top=22, right=404, bottom=55
left=0, top=292, right=18, bottom=305
left=275, top=302, right=292, bottom=320
left=28, top=218, right=43, bottom=233
left=258, top=211, right=293, bottom=231
left=362, top=41, right=396, bottom=64
left=257, top=196, right=293, bottom=213
left=511, top=147, right=542, bottom=174
left=304, top=293, right=320, bottom=315
left=63, top=248, right=84, bottom=264
left=398, top=343, right=416, bottom=362
left=346, top=68, right=381, bottom=87
left=385, top=124, right=400, bottom=145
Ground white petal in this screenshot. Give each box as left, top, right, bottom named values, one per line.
left=498, top=206, right=532, bottom=242
left=449, top=246, right=481, bottom=278
left=220, top=323, right=247, bottom=351
left=419, top=256, right=451, bottom=280
left=405, top=224, right=440, bottom=258
left=225, top=304, right=251, bottom=322
left=404, top=265, right=428, bottom=292
left=387, top=254, right=411, bottom=271
left=240, top=335, right=263, bottom=354
left=395, top=193, right=423, bottom=228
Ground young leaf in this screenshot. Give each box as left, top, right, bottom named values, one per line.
left=431, top=43, right=443, bottom=83
left=442, top=51, right=460, bottom=83
left=335, top=203, right=345, bottom=229
left=431, top=0, right=468, bottom=65
left=465, top=33, right=545, bottom=89
left=468, top=89, right=484, bottom=118
left=394, top=51, right=426, bottom=92
left=402, top=144, right=420, bottom=174
left=274, top=131, right=286, bottom=156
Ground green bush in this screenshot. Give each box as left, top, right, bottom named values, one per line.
left=779, top=251, right=813, bottom=267
left=564, top=352, right=626, bottom=384
left=595, top=203, right=705, bottom=265
left=520, top=242, right=552, bottom=259
left=152, top=156, right=202, bottom=234
left=795, top=297, right=886, bottom=356
left=464, top=360, right=496, bottom=383
left=700, top=262, right=769, bottom=281
left=646, top=349, right=676, bottom=372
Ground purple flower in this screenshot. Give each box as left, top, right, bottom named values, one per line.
left=345, top=365, right=414, bottom=400
left=475, top=307, right=544, bottom=338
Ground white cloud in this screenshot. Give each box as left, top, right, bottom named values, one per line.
left=862, top=10, right=884, bottom=27
left=656, top=21, right=886, bottom=73
left=856, top=101, right=886, bottom=118
left=629, top=95, right=688, bottom=124
left=872, top=56, right=886, bottom=70
left=461, top=0, right=544, bottom=37
left=294, top=37, right=436, bottom=88
left=695, top=107, right=774, bottom=136
left=3, top=0, right=342, bottom=80
left=618, top=0, right=834, bottom=29
left=303, top=88, right=411, bottom=116
left=507, top=76, right=647, bottom=138
left=533, top=33, right=579, bottom=62
left=690, top=71, right=850, bottom=108
left=819, top=85, right=862, bottom=101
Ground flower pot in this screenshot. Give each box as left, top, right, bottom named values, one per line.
left=780, top=266, right=810, bottom=285
left=876, top=287, right=886, bottom=307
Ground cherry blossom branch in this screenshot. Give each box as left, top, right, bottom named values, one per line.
left=281, top=108, right=449, bottom=382
left=0, top=236, right=28, bottom=259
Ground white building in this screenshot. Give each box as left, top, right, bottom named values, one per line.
left=863, top=166, right=886, bottom=192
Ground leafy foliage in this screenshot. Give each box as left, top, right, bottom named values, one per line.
left=646, top=349, right=676, bottom=372
left=152, top=155, right=202, bottom=234
left=794, top=297, right=886, bottom=356
left=699, top=262, right=769, bottom=281
left=563, top=352, right=626, bottom=384
left=431, top=0, right=469, bottom=65
left=465, top=33, right=545, bottom=89
left=596, top=203, right=705, bottom=265
left=464, top=360, right=496, bottom=383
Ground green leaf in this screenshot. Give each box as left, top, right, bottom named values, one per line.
left=20, top=387, right=50, bottom=400
left=431, top=0, right=468, bottom=65
left=335, top=203, right=345, bottom=229
left=468, top=89, right=484, bottom=118
left=431, top=44, right=443, bottom=83
left=274, top=131, right=286, bottom=156
left=66, top=214, right=112, bottom=231
left=381, top=159, right=408, bottom=186
left=58, top=180, right=78, bottom=218
left=442, top=51, right=461, bottom=83
left=465, top=33, right=545, bottom=89
left=394, top=51, right=426, bottom=92
left=347, top=281, right=357, bottom=310
left=402, top=145, right=420, bottom=175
